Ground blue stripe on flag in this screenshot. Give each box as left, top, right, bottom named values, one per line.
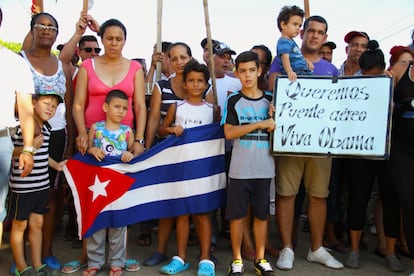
left=85, top=189, right=226, bottom=237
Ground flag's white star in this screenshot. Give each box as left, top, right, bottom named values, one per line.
left=89, top=175, right=110, bottom=201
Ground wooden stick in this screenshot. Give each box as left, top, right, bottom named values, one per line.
left=156, top=0, right=163, bottom=82
left=202, top=0, right=217, bottom=105
left=304, top=0, right=310, bottom=18
left=82, top=0, right=89, bottom=13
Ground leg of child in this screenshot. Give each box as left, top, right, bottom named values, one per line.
left=86, top=228, right=106, bottom=269
left=108, top=227, right=127, bottom=271
left=253, top=217, right=267, bottom=260
left=156, top=217, right=174, bottom=254
left=229, top=217, right=245, bottom=260
left=28, top=213, right=44, bottom=269
left=42, top=188, right=57, bottom=258
left=193, top=213, right=211, bottom=260
left=176, top=215, right=190, bottom=260
left=242, top=206, right=255, bottom=261
left=11, top=219, right=29, bottom=272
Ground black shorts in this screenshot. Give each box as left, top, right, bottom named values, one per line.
left=7, top=189, right=49, bottom=220
left=49, top=129, right=66, bottom=189
left=225, top=178, right=271, bottom=221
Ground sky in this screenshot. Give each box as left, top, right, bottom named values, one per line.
left=0, top=0, right=413, bottom=69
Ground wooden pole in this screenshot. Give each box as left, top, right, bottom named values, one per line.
left=82, top=0, right=89, bottom=13
left=304, top=0, right=310, bottom=18
left=202, top=0, right=217, bottom=105
left=156, top=0, right=163, bottom=82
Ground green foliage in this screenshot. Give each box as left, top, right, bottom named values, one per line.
left=0, top=39, right=59, bottom=55
left=0, top=39, right=22, bottom=53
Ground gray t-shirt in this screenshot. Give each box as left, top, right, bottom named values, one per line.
left=221, top=91, right=275, bottom=179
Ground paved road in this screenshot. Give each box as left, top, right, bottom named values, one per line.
left=1, top=215, right=413, bottom=275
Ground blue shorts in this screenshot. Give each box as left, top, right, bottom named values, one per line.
left=7, top=189, right=49, bottom=221
left=225, top=178, right=271, bottom=220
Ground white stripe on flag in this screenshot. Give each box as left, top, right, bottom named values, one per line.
left=105, top=138, right=224, bottom=174
left=63, top=165, right=83, bottom=239
left=102, top=172, right=226, bottom=211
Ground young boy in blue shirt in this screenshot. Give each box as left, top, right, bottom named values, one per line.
left=221, top=51, right=276, bottom=276
left=277, top=5, right=313, bottom=81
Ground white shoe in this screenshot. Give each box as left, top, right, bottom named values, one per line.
left=306, top=247, right=344, bottom=269
left=276, top=247, right=294, bottom=270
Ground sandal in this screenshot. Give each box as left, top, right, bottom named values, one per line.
left=160, top=256, right=190, bottom=275
left=61, top=260, right=87, bottom=274
left=81, top=267, right=99, bottom=276
left=110, top=267, right=123, bottom=276
left=124, top=258, right=141, bottom=272
left=14, top=266, right=43, bottom=276
left=197, top=259, right=215, bottom=276
left=144, top=252, right=169, bottom=266
left=136, top=232, right=152, bottom=246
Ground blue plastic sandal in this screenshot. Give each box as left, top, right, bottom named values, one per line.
left=61, top=260, right=87, bottom=274
left=197, top=259, right=215, bottom=276
left=124, top=258, right=141, bottom=272
left=144, top=252, right=169, bottom=266
left=43, top=256, right=62, bottom=269
left=160, top=256, right=190, bottom=275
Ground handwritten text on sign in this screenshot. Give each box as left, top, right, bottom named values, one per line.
left=272, top=76, right=393, bottom=159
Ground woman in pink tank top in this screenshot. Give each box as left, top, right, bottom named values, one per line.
left=73, top=19, right=146, bottom=157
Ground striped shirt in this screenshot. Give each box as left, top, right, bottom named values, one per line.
left=9, top=123, right=51, bottom=193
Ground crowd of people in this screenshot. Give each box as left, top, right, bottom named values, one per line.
left=1, top=3, right=414, bottom=276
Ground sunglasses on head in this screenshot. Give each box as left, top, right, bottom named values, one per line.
left=81, top=47, right=101, bottom=54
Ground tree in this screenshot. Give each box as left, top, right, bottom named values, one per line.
left=0, top=39, right=23, bottom=53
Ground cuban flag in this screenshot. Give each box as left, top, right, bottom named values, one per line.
left=63, top=123, right=226, bottom=238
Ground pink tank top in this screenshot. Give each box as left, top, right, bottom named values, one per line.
left=82, top=58, right=142, bottom=128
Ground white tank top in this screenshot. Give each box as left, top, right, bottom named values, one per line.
left=21, top=51, right=67, bottom=131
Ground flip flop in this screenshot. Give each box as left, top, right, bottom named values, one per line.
left=110, top=267, right=123, bottom=276
left=61, top=260, right=87, bottom=274
left=124, top=258, right=141, bottom=272
left=160, top=256, right=190, bottom=275
left=81, top=267, right=99, bottom=276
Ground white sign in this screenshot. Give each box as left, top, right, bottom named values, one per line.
left=272, top=76, right=393, bottom=159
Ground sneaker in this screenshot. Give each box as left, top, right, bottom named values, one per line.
left=385, top=255, right=404, bottom=272
left=345, top=251, right=360, bottom=269
left=228, top=259, right=243, bottom=276
left=254, top=259, right=275, bottom=276
left=276, top=247, right=294, bottom=270
left=306, top=247, right=344, bottom=269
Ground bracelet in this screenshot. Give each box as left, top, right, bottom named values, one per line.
left=21, top=146, right=36, bottom=155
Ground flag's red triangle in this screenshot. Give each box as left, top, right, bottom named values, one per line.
left=66, top=159, right=135, bottom=236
